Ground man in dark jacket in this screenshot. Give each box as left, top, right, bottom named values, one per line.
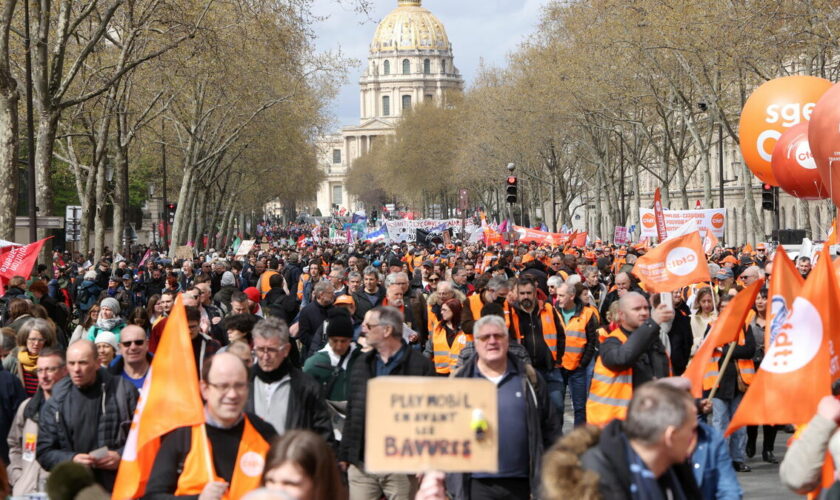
left=262, top=273, right=298, bottom=324
left=36, top=340, right=138, bottom=491
left=352, top=265, right=384, bottom=323
left=0, top=361, right=25, bottom=464
left=246, top=317, right=334, bottom=447
left=581, top=382, right=702, bottom=499
left=296, top=281, right=334, bottom=361
left=339, top=306, right=435, bottom=500
left=447, top=315, right=561, bottom=500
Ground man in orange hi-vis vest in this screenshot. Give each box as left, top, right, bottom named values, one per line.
left=587, top=292, right=674, bottom=427
left=143, top=352, right=277, bottom=499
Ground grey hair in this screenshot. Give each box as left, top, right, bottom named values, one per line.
left=623, top=382, right=694, bottom=445
left=384, top=272, right=400, bottom=287
left=362, top=265, right=379, bottom=278
left=348, top=271, right=361, bottom=281
left=546, top=276, right=564, bottom=289
left=372, top=306, right=403, bottom=339
left=474, top=315, right=507, bottom=336
left=251, top=317, right=290, bottom=345
left=486, top=275, right=510, bottom=292
left=313, top=280, right=334, bottom=297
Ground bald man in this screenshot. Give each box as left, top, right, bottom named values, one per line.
left=145, top=352, right=276, bottom=499
left=37, top=340, right=138, bottom=491
left=587, top=292, right=674, bottom=426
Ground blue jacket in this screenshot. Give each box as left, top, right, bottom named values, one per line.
left=691, top=421, right=743, bottom=500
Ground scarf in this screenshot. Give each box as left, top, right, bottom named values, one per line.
left=254, top=359, right=290, bottom=384
left=18, top=349, right=38, bottom=373
left=96, top=316, right=122, bottom=331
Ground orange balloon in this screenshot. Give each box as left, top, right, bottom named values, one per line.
left=809, top=82, right=840, bottom=206
left=739, top=75, right=833, bottom=186
left=771, top=123, right=827, bottom=200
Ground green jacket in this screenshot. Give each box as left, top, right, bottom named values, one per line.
left=302, top=346, right=361, bottom=402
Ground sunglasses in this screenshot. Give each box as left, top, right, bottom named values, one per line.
left=121, top=340, right=145, bottom=347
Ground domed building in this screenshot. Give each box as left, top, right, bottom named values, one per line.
left=313, top=0, right=464, bottom=216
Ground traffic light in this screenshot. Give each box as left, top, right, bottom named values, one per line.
left=506, top=176, right=518, bottom=204
left=166, top=203, right=177, bottom=223
left=761, top=184, right=778, bottom=211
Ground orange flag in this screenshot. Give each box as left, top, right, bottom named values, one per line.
left=633, top=231, right=711, bottom=293
left=702, top=229, right=719, bottom=255
left=113, top=296, right=208, bottom=499
left=683, top=279, right=764, bottom=398
left=726, top=247, right=840, bottom=435
left=827, top=218, right=837, bottom=246
left=765, top=246, right=804, bottom=351
left=742, top=242, right=753, bottom=254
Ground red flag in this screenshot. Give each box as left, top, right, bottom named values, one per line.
left=572, top=232, right=587, bottom=247
left=683, top=279, right=764, bottom=397
left=632, top=231, right=711, bottom=293
left=726, top=247, right=840, bottom=434
left=0, top=237, right=51, bottom=280
left=653, top=188, right=668, bottom=241
left=113, top=295, right=208, bottom=498
left=764, top=246, right=803, bottom=351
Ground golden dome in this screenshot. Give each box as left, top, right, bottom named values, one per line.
left=370, top=0, right=451, bottom=54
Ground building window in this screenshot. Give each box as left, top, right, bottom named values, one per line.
left=441, top=59, right=446, bottom=73
left=332, top=149, right=341, bottom=164
left=425, top=94, right=433, bottom=102
left=332, top=184, right=343, bottom=205
left=402, top=59, right=410, bottom=74
left=382, top=96, right=390, bottom=116
left=402, top=95, right=412, bottom=111
left=384, top=60, right=390, bottom=75
left=423, top=59, right=431, bottom=74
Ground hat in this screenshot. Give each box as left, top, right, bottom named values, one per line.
left=94, top=331, right=118, bottom=351
left=721, top=255, right=739, bottom=265
left=108, top=275, right=120, bottom=282
left=388, top=257, right=403, bottom=268
left=421, top=260, right=434, bottom=268
left=100, top=297, right=120, bottom=314
left=84, top=270, right=97, bottom=280
left=221, top=271, right=236, bottom=287
left=756, top=243, right=767, bottom=250
left=243, top=287, right=261, bottom=303
left=334, top=294, right=355, bottom=306
left=715, top=268, right=734, bottom=280
left=325, top=308, right=354, bottom=338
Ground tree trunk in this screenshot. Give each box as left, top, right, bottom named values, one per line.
left=740, top=161, right=761, bottom=245
left=112, top=142, right=128, bottom=257
left=169, top=165, right=194, bottom=255
left=93, top=157, right=108, bottom=262
left=33, top=110, right=59, bottom=246
left=0, top=72, right=17, bottom=241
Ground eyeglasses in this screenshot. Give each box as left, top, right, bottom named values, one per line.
left=121, top=339, right=145, bottom=347
left=206, top=382, right=248, bottom=393
left=27, top=337, right=46, bottom=344
left=428, top=278, right=439, bottom=283
left=253, top=346, right=284, bottom=356
left=362, top=322, right=380, bottom=329
left=476, top=333, right=507, bottom=342
left=36, top=366, right=63, bottom=374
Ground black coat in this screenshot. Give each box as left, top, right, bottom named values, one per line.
left=445, top=352, right=562, bottom=500
left=245, top=364, right=335, bottom=447
left=600, top=319, right=670, bottom=388
left=668, top=303, right=693, bottom=376
left=581, top=420, right=702, bottom=500
left=297, top=302, right=331, bottom=361
left=0, top=364, right=25, bottom=463
left=713, top=324, right=756, bottom=400
left=338, top=344, right=435, bottom=466
left=352, top=288, right=384, bottom=323
left=262, top=287, right=298, bottom=324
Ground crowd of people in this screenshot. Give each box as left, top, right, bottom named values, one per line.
left=0, top=222, right=830, bottom=499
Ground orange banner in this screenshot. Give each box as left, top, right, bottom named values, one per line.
left=632, top=231, right=711, bottom=293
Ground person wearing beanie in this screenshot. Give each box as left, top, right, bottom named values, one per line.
left=213, top=270, right=239, bottom=314
left=97, top=276, right=130, bottom=317
left=243, top=287, right=265, bottom=317
left=303, top=308, right=360, bottom=403
left=85, top=298, right=126, bottom=343
left=93, top=331, right=118, bottom=367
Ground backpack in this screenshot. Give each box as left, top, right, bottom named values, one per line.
left=76, top=284, right=95, bottom=311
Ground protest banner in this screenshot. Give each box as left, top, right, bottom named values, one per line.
left=365, top=377, right=498, bottom=473
left=613, top=226, right=629, bottom=245
left=639, top=208, right=727, bottom=238
left=260, top=243, right=270, bottom=251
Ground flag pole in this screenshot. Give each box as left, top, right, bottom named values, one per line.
left=708, top=340, right=737, bottom=400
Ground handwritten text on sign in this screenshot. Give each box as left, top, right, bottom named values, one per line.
left=364, top=377, right=498, bottom=473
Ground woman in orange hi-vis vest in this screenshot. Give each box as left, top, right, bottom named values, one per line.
left=425, top=298, right=471, bottom=375
left=702, top=294, right=756, bottom=473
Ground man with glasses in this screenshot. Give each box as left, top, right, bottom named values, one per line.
left=186, top=306, right=221, bottom=374
left=145, top=352, right=277, bottom=499
left=246, top=317, right=333, bottom=445
left=7, top=347, right=64, bottom=495
left=739, top=265, right=763, bottom=287
left=340, top=306, right=435, bottom=500
left=37, top=340, right=138, bottom=491
left=447, top=315, right=561, bottom=500
left=107, top=325, right=151, bottom=390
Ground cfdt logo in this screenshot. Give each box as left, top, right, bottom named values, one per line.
left=665, top=247, right=698, bottom=276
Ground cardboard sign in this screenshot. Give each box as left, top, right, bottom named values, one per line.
left=614, top=226, right=629, bottom=245
left=175, top=246, right=194, bottom=260
left=364, top=377, right=498, bottom=474
left=235, top=239, right=255, bottom=257
left=260, top=243, right=270, bottom=251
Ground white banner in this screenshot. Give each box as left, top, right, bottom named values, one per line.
left=613, top=226, right=629, bottom=245
left=639, top=208, right=726, bottom=238
left=385, top=219, right=466, bottom=242
left=235, top=239, right=255, bottom=257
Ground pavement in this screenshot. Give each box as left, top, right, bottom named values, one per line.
left=561, top=397, right=801, bottom=499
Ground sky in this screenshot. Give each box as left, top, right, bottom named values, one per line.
left=311, top=0, right=551, bottom=130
